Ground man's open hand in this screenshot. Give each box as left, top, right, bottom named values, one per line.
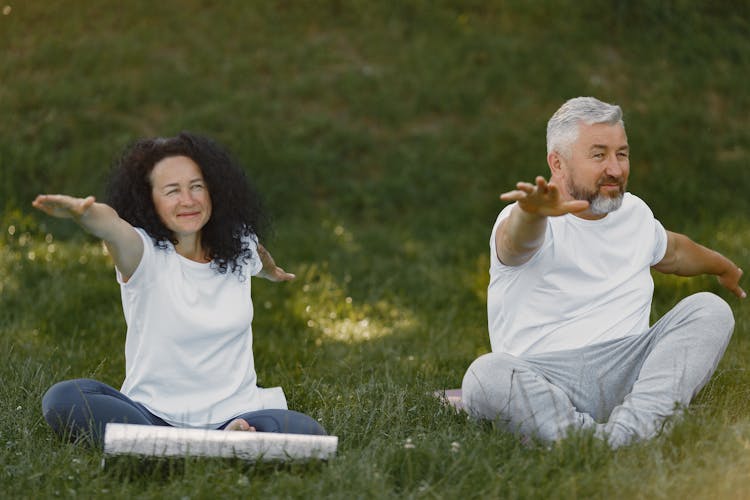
left=500, top=176, right=589, bottom=217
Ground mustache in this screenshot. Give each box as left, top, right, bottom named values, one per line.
left=597, top=176, right=625, bottom=188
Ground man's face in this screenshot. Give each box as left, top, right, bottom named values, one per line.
left=557, top=122, right=630, bottom=218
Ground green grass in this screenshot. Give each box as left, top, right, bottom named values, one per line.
left=2, top=1, right=749, bottom=498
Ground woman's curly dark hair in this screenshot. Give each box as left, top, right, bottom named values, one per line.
left=106, top=132, right=270, bottom=276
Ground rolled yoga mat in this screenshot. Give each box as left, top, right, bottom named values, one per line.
left=103, top=423, right=338, bottom=461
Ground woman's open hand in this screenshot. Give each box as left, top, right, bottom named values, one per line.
left=32, top=194, right=95, bottom=220
left=256, top=243, right=296, bottom=282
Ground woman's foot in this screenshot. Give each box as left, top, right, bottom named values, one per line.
left=225, top=418, right=256, bottom=431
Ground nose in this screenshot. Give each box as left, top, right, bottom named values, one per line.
left=178, top=190, right=195, bottom=205
left=604, top=152, right=625, bottom=177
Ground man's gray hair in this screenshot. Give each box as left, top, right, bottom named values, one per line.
left=546, top=97, right=624, bottom=157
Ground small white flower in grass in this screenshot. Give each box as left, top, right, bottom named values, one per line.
left=264, top=301, right=272, bottom=309
left=345, top=296, right=352, bottom=304
left=236, top=476, right=249, bottom=486
left=451, top=441, right=460, bottom=453
left=15, top=406, right=22, bottom=411
left=404, top=438, right=415, bottom=449
left=2, top=6, right=11, bottom=16
left=7, top=225, right=15, bottom=235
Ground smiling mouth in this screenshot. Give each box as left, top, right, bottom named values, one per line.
left=177, top=212, right=201, bottom=217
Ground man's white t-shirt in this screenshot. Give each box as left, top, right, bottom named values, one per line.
left=487, top=193, right=668, bottom=357
left=116, top=228, right=286, bottom=428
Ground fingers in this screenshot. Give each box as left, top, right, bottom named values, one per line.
left=733, top=268, right=746, bottom=299
left=719, top=268, right=746, bottom=299
left=500, top=177, right=557, bottom=204
left=728, top=283, right=746, bottom=299
left=32, top=194, right=95, bottom=217
left=275, top=268, right=296, bottom=281
left=562, top=200, right=590, bottom=213
left=500, top=190, right=527, bottom=201
left=80, top=196, right=95, bottom=211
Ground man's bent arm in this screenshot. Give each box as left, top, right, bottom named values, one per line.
left=495, top=206, right=547, bottom=266
left=496, top=176, right=589, bottom=266
left=653, top=230, right=746, bottom=298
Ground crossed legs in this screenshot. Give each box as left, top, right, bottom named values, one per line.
left=461, top=293, right=735, bottom=447
left=42, top=379, right=326, bottom=447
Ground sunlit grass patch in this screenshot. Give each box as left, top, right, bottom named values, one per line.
left=288, top=262, right=415, bottom=344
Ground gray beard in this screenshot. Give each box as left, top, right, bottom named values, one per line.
left=589, top=194, right=624, bottom=215
left=567, top=177, right=625, bottom=215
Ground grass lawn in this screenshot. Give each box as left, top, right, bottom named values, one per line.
left=1, top=1, right=749, bottom=498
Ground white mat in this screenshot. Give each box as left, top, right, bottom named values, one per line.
left=103, top=423, right=338, bottom=461
left=433, top=388, right=464, bottom=411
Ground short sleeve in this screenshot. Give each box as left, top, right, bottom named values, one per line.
left=489, top=203, right=516, bottom=268
left=245, top=235, right=264, bottom=277
left=650, top=218, right=668, bottom=266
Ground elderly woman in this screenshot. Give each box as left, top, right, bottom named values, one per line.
left=34, top=132, right=325, bottom=444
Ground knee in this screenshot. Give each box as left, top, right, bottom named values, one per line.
left=461, top=352, right=517, bottom=420
left=41, top=378, right=97, bottom=419
left=686, top=292, right=735, bottom=336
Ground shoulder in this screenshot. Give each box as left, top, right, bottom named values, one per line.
left=240, top=231, right=263, bottom=276
left=621, top=193, right=653, bottom=215
left=491, top=202, right=517, bottom=237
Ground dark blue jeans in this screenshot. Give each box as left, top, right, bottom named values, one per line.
left=42, top=378, right=327, bottom=446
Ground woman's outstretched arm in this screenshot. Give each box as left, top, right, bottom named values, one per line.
left=32, top=194, right=143, bottom=281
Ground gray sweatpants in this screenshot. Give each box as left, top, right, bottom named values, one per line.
left=461, top=292, right=735, bottom=448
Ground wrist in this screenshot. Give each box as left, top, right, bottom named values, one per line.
left=515, top=204, right=547, bottom=223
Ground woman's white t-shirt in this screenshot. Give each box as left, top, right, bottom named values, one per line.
left=116, top=228, right=286, bottom=428
left=487, top=193, right=668, bottom=356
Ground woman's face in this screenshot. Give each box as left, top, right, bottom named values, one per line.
left=149, top=155, right=212, bottom=239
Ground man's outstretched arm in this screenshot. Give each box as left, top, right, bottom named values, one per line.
left=496, top=176, right=588, bottom=266
left=652, top=230, right=746, bottom=298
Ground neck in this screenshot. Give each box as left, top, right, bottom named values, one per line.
left=572, top=210, right=607, bottom=221
left=175, top=234, right=210, bottom=263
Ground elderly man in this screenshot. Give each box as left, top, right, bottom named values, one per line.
left=461, top=96, right=745, bottom=448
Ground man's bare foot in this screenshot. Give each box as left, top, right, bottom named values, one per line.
left=225, top=418, right=256, bottom=431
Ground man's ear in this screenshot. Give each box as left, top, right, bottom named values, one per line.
left=547, top=151, right=562, bottom=175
